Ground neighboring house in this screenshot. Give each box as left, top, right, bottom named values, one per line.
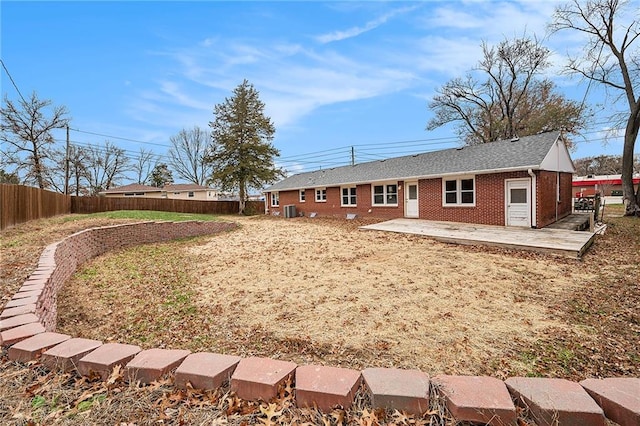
left=100, top=183, right=164, bottom=198
left=163, top=184, right=221, bottom=200
left=264, top=131, right=575, bottom=228
left=573, top=174, right=640, bottom=197
left=100, top=183, right=221, bottom=200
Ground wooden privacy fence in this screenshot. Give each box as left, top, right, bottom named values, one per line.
left=0, top=184, right=72, bottom=231
left=71, top=196, right=264, bottom=215
left=0, top=184, right=265, bottom=231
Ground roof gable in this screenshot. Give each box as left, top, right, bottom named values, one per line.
left=267, top=132, right=563, bottom=192
left=539, top=136, right=576, bottom=173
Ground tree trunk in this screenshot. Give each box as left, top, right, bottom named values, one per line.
left=622, top=105, right=640, bottom=216
left=238, top=180, right=246, bottom=215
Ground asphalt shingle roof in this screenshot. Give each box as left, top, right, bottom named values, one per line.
left=266, top=132, right=561, bottom=192
left=101, top=183, right=162, bottom=193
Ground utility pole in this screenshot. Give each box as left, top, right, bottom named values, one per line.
left=64, top=125, right=70, bottom=195
left=351, top=146, right=355, bottom=166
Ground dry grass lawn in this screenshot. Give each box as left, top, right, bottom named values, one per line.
left=1, top=209, right=638, bottom=424
left=57, top=215, right=585, bottom=377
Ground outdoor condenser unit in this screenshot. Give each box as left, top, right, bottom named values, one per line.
left=284, top=204, right=296, bottom=218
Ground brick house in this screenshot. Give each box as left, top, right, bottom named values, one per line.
left=264, top=132, right=575, bottom=228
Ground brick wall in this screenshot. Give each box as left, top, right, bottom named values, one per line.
left=269, top=182, right=405, bottom=220
left=267, top=170, right=575, bottom=228
left=269, top=172, right=525, bottom=226
left=23, top=221, right=237, bottom=331
left=537, top=171, right=573, bottom=228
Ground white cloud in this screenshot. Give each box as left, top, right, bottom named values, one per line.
left=315, top=4, right=420, bottom=44
left=158, top=81, right=211, bottom=111
left=126, top=0, right=598, bottom=141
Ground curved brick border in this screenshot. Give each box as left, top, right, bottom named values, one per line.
left=1, top=220, right=639, bottom=425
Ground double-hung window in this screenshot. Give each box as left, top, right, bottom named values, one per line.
left=372, top=183, right=398, bottom=206
left=271, top=192, right=279, bottom=207
left=443, top=177, right=475, bottom=206
left=341, top=186, right=357, bottom=206
left=315, top=188, right=327, bottom=202
left=299, top=189, right=306, bottom=202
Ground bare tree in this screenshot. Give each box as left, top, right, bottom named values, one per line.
left=131, top=147, right=157, bottom=185
left=551, top=0, right=640, bottom=215
left=0, top=92, right=70, bottom=188
left=168, top=126, right=213, bottom=186
left=428, top=36, right=587, bottom=146
left=84, top=141, right=130, bottom=195
left=574, top=154, right=624, bottom=175
left=66, top=145, right=90, bottom=196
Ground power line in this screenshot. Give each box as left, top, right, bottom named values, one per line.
left=69, top=128, right=172, bottom=148
left=0, top=59, right=28, bottom=105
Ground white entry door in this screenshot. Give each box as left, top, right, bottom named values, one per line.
left=405, top=182, right=419, bottom=218
left=506, top=180, right=531, bottom=227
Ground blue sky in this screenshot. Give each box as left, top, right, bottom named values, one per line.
left=1, top=1, right=632, bottom=182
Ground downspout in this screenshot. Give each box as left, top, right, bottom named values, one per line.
left=528, top=169, right=537, bottom=228
left=264, top=192, right=268, bottom=215
left=556, top=140, right=561, bottom=223
left=556, top=171, right=560, bottom=222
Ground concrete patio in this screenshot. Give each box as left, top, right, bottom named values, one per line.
left=360, top=219, right=597, bottom=258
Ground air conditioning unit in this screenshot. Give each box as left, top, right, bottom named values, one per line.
left=284, top=204, right=296, bottom=218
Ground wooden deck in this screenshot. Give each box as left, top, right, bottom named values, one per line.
left=360, top=219, right=597, bottom=258
left=545, top=213, right=592, bottom=231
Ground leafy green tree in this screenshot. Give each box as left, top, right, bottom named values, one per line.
left=0, top=169, right=19, bottom=184
left=428, top=36, right=587, bottom=147
left=150, top=163, right=173, bottom=187
left=207, top=80, right=283, bottom=214
left=551, top=0, right=640, bottom=215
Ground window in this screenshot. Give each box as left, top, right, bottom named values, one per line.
left=372, top=183, right=398, bottom=206
left=510, top=188, right=527, bottom=204
left=341, top=186, right=357, bottom=206
left=188, top=192, right=194, bottom=198
left=271, top=192, right=279, bottom=207
left=299, top=189, right=306, bottom=202
left=443, top=177, right=475, bottom=206
left=315, top=188, right=327, bottom=202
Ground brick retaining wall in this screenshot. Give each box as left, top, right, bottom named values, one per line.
left=1, top=220, right=638, bottom=425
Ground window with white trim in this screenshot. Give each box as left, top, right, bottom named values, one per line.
left=315, top=188, right=327, bottom=202
left=341, top=186, right=357, bottom=206
left=443, top=177, right=475, bottom=206
left=372, top=183, right=398, bottom=206
left=271, top=192, right=279, bottom=207
left=299, top=189, right=306, bottom=202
